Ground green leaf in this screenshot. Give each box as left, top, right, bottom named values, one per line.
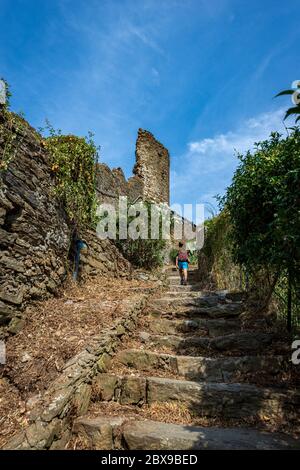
left=284, top=106, right=300, bottom=120
left=275, top=89, right=294, bottom=97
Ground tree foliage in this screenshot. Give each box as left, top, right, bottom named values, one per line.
left=199, top=212, right=242, bottom=290
left=42, top=122, right=99, bottom=230
left=221, top=129, right=300, bottom=327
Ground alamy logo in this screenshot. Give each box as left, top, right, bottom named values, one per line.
left=0, top=79, right=6, bottom=105
left=291, top=340, right=300, bottom=365
left=96, top=197, right=205, bottom=249
left=291, top=80, right=300, bottom=105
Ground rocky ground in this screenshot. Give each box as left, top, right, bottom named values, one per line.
left=0, top=272, right=160, bottom=448
left=69, top=268, right=300, bottom=450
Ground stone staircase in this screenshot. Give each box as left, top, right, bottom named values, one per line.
left=71, top=268, right=300, bottom=450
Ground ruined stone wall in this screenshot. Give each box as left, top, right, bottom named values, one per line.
left=95, top=163, right=143, bottom=206
left=0, top=115, right=171, bottom=332
left=134, top=129, right=170, bottom=205
left=0, top=114, right=71, bottom=332
left=0, top=113, right=131, bottom=333
left=96, top=129, right=170, bottom=207
left=80, top=230, right=131, bottom=278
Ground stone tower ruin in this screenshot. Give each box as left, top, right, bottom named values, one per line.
left=133, top=129, right=170, bottom=205
left=95, top=128, right=170, bottom=206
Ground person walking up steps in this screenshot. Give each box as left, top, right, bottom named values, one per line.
left=175, top=242, right=190, bottom=285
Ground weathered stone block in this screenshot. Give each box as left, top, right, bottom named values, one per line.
left=96, top=353, right=111, bottom=373
left=25, top=419, right=61, bottom=449
left=73, top=416, right=124, bottom=450
left=73, top=383, right=91, bottom=415
left=92, top=374, right=118, bottom=401
left=120, top=376, right=146, bottom=405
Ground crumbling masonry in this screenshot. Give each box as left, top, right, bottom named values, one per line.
left=0, top=117, right=170, bottom=332
left=96, top=128, right=170, bottom=206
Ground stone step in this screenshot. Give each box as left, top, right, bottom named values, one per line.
left=167, top=275, right=198, bottom=282
left=167, top=272, right=198, bottom=280
left=165, top=289, right=245, bottom=301
left=168, top=285, right=203, bottom=292
left=168, top=279, right=199, bottom=286
left=123, top=420, right=300, bottom=450
left=164, top=290, right=209, bottom=297
left=167, top=269, right=198, bottom=276
left=162, top=291, right=237, bottom=300
left=153, top=295, right=219, bottom=307
left=73, top=416, right=126, bottom=450
left=93, top=373, right=300, bottom=419
left=152, top=303, right=244, bottom=319
left=147, top=317, right=241, bottom=336
left=116, top=349, right=285, bottom=382
left=142, top=331, right=274, bottom=353
left=152, top=296, right=243, bottom=311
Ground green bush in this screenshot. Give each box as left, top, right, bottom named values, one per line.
left=221, top=129, right=300, bottom=328
left=42, top=123, right=99, bottom=230
left=199, top=212, right=242, bottom=289
left=114, top=201, right=166, bottom=270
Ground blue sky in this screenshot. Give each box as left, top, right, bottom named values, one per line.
left=1, top=0, right=299, bottom=214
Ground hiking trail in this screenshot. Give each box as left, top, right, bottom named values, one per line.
left=70, top=267, right=300, bottom=450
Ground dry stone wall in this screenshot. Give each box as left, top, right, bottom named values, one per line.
left=0, top=113, right=131, bottom=333
left=0, top=114, right=70, bottom=332
left=80, top=230, right=131, bottom=278
left=0, top=113, right=170, bottom=332
left=3, top=294, right=149, bottom=450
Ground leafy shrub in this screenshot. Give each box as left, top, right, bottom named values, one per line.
left=114, top=201, right=166, bottom=270
left=169, top=247, right=179, bottom=264
left=221, top=129, right=300, bottom=328
left=199, top=212, right=242, bottom=289
left=42, top=122, right=99, bottom=230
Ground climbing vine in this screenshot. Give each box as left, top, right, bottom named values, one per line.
left=0, top=80, right=28, bottom=173
left=199, top=212, right=242, bottom=289
left=41, top=122, right=100, bottom=230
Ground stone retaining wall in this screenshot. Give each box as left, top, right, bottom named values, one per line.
left=0, top=114, right=70, bottom=333
left=3, top=294, right=150, bottom=450
left=0, top=113, right=132, bottom=333
left=80, top=230, right=131, bottom=278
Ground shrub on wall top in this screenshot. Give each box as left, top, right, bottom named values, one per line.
left=42, top=123, right=99, bottom=230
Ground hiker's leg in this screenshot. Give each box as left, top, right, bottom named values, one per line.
left=179, top=268, right=183, bottom=283
left=183, top=268, right=188, bottom=284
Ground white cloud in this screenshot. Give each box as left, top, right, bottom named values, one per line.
left=171, top=107, right=288, bottom=208
left=128, top=26, right=165, bottom=55
left=187, top=108, right=286, bottom=160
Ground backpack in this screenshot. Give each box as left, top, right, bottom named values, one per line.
left=178, top=249, right=188, bottom=262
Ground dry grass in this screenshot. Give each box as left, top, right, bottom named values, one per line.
left=108, top=360, right=180, bottom=380
left=2, top=275, right=157, bottom=396
left=0, top=273, right=158, bottom=449
left=0, top=378, right=28, bottom=449
left=86, top=400, right=300, bottom=440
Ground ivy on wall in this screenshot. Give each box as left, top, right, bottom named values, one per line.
left=199, top=211, right=242, bottom=290
left=41, top=122, right=100, bottom=230
left=0, top=80, right=29, bottom=173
